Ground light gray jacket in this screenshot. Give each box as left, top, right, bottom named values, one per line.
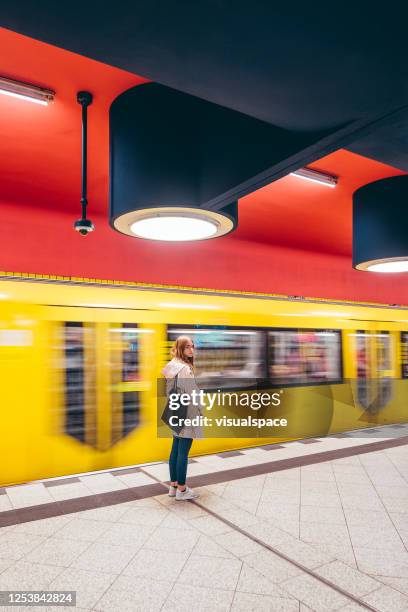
left=162, top=358, right=204, bottom=439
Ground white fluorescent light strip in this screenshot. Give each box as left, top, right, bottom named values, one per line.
left=291, top=167, right=337, bottom=188
left=0, top=76, right=54, bottom=106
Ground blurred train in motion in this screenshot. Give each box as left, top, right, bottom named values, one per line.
left=0, top=275, right=407, bottom=486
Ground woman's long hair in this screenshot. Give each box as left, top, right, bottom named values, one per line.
left=171, top=335, right=194, bottom=369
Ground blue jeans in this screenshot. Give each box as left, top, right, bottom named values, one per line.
left=169, top=436, right=193, bottom=486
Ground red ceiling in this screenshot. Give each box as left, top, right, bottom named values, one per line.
left=0, top=26, right=407, bottom=303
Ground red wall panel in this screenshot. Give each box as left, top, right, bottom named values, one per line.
left=1, top=201, right=407, bottom=305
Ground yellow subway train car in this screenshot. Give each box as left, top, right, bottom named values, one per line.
left=0, top=275, right=407, bottom=486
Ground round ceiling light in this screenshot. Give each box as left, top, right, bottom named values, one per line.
left=109, top=84, right=238, bottom=242
left=115, top=207, right=234, bottom=241
left=353, top=175, right=408, bottom=273
left=131, top=215, right=217, bottom=241
left=361, top=259, right=408, bottom=273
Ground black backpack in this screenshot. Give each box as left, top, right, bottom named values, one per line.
left=161, top=374, right=189, bottom=435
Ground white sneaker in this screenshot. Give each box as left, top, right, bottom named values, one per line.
left=168, top=486, right=177, bottom=497
left=176, top=486, right=199, bottom=501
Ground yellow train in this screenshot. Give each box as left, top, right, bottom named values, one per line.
left=0, top=274, right=407, bottom=486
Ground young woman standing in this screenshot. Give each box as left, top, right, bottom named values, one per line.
left=162, top=336, right=203, bottom=500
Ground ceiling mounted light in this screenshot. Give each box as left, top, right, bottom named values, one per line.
left=110, top=83, right=349, bottom=241
left=109, top=83, right=245, bottom=241
left=127, top=208, right=234, bottom=241
left=364, top=261, right=408, bottom=273
left=0, top=76, right=54, bottom=105
left=353, top=175, right=408, bottom=272
left=115, top=205, right=236, bottom=242
left=130, top=213, right=216, bottom=241
left=291, top=167, right=338, bottom=188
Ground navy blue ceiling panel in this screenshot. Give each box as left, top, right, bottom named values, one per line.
left=3, top=2, right=408, bottom=172
left=348, top=108, right=408, bottom=171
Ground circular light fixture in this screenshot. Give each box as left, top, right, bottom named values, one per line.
left=360, top=259, right=408, bottom=273
left=131, top=215, right=217, bottom=241
left=114, top=207, right=234, bottom=241
left=109, top=84, right=238, bottom=242
left=353, top=175, right=408, bottom=273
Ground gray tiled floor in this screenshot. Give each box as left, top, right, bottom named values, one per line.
left=0, top=426, right=407, bottom=609
left=3, top=423, right=406, bottom=516
left=190, top=443, right=408, bottom=609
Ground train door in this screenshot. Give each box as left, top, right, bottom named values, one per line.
left=36, top=307, right=160, bottom=482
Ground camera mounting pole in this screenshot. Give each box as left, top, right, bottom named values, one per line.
left=74, top=91, right=95, bottom=235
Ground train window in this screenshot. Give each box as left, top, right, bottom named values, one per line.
left=355, top=330, right=371, bottom=409
left=356, top=331, right=370, bottom=380
left=401, top=332, right=408, bottom=378
left=109, top=323, right=141, bottom=441
left=356, top=331, right=393, bottom=378
left=354, top=330, right=393, bottom=412
left=268, top=329, right=342, bottom=385
left=376, top=332, right=392, bottom=376
left=63, top=322, right=96, bottom=443
left=167, top=326, right=266, bottom=388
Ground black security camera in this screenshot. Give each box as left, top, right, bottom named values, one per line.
left=75, top=91, right=94, bottom=236
left=74, top=218, right=95, bottom=236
